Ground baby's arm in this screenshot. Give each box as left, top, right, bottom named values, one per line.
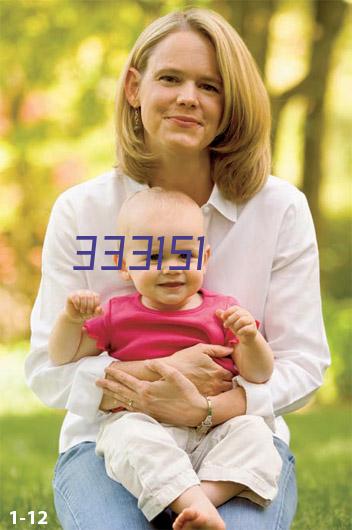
left=216, top=306, right=273, bottom=384
left=49, top=290, right=103, bottom=366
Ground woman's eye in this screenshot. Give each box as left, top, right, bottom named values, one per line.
left=160, top=75, right=178, bottom=83
left=201, top=84, right=219, bottom=93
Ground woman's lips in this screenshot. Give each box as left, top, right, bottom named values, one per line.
left=166, top=116, right=201, bottom=128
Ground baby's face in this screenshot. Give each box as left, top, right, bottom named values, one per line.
left=122, top=209, right=210, bottom=310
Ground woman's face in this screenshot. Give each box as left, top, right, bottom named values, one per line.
left=127, top=30, right=224, bottom=156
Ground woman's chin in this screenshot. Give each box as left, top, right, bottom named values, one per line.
left=159, top=135, right=207, bottom=155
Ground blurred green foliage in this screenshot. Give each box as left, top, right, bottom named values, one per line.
left=0, top=0, right=351, bottom=402
left=320, top=213, right=351, bottom=300
left=323, top=297, right=352, bottom=402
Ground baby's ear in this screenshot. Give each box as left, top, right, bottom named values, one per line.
left=121, top=270, right=131, bottom=281
left=202, top=244, right=211, bottom=269
left=119, top=258, right=131, bottom=281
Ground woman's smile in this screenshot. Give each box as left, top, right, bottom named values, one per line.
left=165, top=115, right=202, bottom=128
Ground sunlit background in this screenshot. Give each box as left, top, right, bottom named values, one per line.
left=0, top=1, right=351, bottom=528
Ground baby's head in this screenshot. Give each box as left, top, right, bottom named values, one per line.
left=116, top=187, right=210, bottom=310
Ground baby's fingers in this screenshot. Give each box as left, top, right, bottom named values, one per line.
left=90, top=293, right=103, bottom=316
left=227, top=314, right=254, bottom=332
left=68, top=293, right=83, bottom=312
left=78, top=293, right=90, bottom=314
left=221, top=305, right=242, bottom=320
left=216, top=305, right=241, bottom=322
left=215, top=309, right=225, bottom=320
left=76, top=291, right=100, bottom=315
left=223, top=312, right=240, bottom=329
left=85, top=293, right=98, bottom=314
left=236, top=323, right=257, bottom=337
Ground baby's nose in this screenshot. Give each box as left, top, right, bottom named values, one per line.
left=161, top=266, right=180, bottom=275
left=161, top=259, right=182, bottom=274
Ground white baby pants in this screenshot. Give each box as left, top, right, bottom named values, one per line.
left=96, top=412, right=282, bottom=521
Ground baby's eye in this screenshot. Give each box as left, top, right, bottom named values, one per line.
left=150, top=253, right=160, bottom=261
left=179, top=253, right=198, bottom=261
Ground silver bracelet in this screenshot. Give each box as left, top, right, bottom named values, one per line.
left=196, top=396, right=213, bottom=435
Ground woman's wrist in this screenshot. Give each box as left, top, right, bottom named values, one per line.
left=195, top=396, right=213, bottom=434
left=188, top=393, right=209, bottom=427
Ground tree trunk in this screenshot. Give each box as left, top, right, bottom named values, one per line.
left=214, top=0, right=276, bottom=75
left=302, top=0, right=347, bottom=238
left=271, top=0, right=347, bottom=240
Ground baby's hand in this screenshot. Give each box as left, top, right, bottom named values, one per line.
left=216, top=305, right=258, bottom=343
left=65, top=290, right=103, bottom=323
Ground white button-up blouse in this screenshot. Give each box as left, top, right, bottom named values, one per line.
left=25, top=171, right=330, bottom=453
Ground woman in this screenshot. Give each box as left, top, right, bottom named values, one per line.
left=26, top=8, right=330, bottom=530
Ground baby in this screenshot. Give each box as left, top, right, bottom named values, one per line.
left=49, top=188, right=282, bottom=530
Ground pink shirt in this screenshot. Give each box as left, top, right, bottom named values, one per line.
left=84, top=289, right=240, bottom=374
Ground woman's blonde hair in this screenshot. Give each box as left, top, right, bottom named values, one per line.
left=115, top=8, right=271, bottom=202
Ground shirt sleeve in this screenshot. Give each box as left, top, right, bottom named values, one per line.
left=235, top=191, right=330, bottom=429
left=25, top=192, right=112, bottom=420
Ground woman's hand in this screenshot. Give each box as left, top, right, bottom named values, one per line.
left=96, top=361, right=209, bottom=427
left=165, top=344, right=234, bottom=395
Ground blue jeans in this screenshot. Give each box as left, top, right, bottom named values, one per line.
left=53, top=436, right=297, bottom=529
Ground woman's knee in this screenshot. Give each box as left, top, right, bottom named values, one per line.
left=53, top=442, right=153, bottom=530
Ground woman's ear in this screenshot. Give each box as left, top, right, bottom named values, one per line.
left=125, top=67, right=141, bottom=107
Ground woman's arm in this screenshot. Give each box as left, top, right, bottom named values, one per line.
left=97, top=344, right=234, bottom=411
left=104, top=344, right=234, bottom=394
left=96, top=361, right=246, bottom=426
left=237, top=191, right=330, bottom=422
left=25, top=190, right=113, bottom=419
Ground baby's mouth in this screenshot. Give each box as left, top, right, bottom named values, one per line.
left=157, top=282, right=185, bottom=288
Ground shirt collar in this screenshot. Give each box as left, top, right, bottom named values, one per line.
left=123, top=174, right=149, bottom=196
left=206, top=183, right=237, bottom=222
left=122, top=175, right=237, bottom=223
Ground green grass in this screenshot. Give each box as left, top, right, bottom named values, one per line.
left=0, top=406, right=351, bottom=529
left=285, top=406, right=352, bottom=530
left=0, top=411, right=64, bottom=530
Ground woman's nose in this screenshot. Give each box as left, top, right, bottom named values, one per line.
left=176, top=82, right=198, bottom=107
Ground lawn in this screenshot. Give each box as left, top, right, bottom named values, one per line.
left=0, top=349, right=350, bottom=529
left=0, top=411, right=63, bottom=530
left=285, top=406, right=351, bottom=530
left=1, top=406, right=351, bottom=530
